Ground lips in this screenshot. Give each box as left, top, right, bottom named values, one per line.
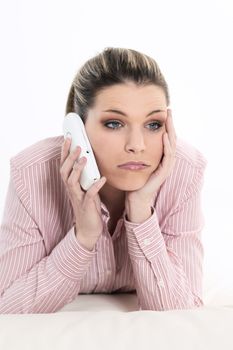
left=119, top=161, right=147, bottom=166
left=118, top=161, right=150, bottom=170
left=119, top=161, right=148, bottom=166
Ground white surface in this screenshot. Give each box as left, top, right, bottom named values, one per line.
left=0, top=294, right=232, bottom=350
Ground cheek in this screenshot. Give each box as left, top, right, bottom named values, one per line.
left=86, top=129, right=107, bottom=161
left=90, top=140, right=113, bottom=172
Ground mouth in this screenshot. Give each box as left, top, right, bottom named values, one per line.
left=118, top=162, right=150, bottom=170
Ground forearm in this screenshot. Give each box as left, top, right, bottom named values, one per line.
left=124, top=208, right=203, bottom=311
left=130, top=248, right=203, bottom=310
left=0, top=228, right=95, bottom=314
left=74, top=224, right=99, bottom=251
left=0, top=254, right=77, bottom=314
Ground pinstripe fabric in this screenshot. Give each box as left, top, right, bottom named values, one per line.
left=0, top=136, right=207, bottom=313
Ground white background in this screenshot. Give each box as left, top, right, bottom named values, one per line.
left=0, top=0, right=233, bottom=299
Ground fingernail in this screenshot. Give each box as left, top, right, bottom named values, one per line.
left=78, top=157, right=86, bottom=164
left=98, top=177, right=106, bottom=186
left=66, top=132, right=72, bottom=140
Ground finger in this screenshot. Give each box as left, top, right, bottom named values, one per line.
left=163, top=132, right=172, bottom=157
left=161, top=132, right=174, bottom=169
left=64, top=157, right=86, bottom=200
left=83, top=176, right=107, bottom=204
left=166, top=109, right=177, bottom=149
left=168, top=110, right=177, bottom=142
left=60, top=144, right=82, bottom=181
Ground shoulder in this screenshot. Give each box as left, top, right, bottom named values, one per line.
left=10, top=135, right=64, bottom=171
left=157, top=138, right=207, bottom=211
left=174, top=138, right=207, bottom=188
left=8, top=136, right=66, bottom=212
left=156, top=139, right=207, bottom=235
left=172, top=138, right=207, bottom=191
left=173, top=138, right=207, bottom=201
left=175, top=138, right=207, bottom=170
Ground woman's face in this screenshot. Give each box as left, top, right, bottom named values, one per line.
left=85, top=81, right=168, bottom=191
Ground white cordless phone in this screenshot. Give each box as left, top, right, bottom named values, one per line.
left=63, top=112, right=101, bottom=191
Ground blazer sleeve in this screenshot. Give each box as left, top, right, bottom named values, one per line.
left=0, top=160, right=97, bottom=314
left=123, top=154, right=207, bottom=311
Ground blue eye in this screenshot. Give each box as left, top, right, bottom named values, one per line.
left=104, top=121, right=122, bottom=129
left=147, top=122, right=162, bottom=131
left=103, top=120, right=163, bottom=131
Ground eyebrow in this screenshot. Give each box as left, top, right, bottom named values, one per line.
left=102, top=109, right=166, bottom=118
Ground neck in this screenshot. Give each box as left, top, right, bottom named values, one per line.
left=99, top=182, right=126, bottom=214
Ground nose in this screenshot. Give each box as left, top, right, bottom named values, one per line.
left=124, top=128, right=146, bottom=153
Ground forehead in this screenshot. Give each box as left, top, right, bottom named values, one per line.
left=93, top=82, right=167, bottom=109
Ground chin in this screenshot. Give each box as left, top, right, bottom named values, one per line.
left=107, top=177, right=147, bottom=191
left=121, top=184, right=145, bottom=191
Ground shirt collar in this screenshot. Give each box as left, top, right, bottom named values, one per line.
left=100, top=201, right=110, bottom=217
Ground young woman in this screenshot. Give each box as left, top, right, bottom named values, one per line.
left=0, top=47, right=206, bottom=313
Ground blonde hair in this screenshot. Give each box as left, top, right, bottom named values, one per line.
left=65, top=47, right=170, bottom=123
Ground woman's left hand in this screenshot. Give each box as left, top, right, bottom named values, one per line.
left=125, top=108, right=177, bottom=208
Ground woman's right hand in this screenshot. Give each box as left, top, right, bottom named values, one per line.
left=60, top=137, right=107, bottom=250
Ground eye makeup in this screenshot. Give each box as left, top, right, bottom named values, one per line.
left=101, top=119, right=164, bottom=132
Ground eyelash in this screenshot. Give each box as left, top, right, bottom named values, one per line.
left=103, top=120, right=163, bottom=132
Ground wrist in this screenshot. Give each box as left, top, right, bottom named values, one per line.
left=126, top=203, right=153, bottom=223
left=76, top=233, right=97, bottom=251
left=74, top=225, right=99, bottom=251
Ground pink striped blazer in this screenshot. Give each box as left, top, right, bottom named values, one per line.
left=0, top=136, right=207, bottom=313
